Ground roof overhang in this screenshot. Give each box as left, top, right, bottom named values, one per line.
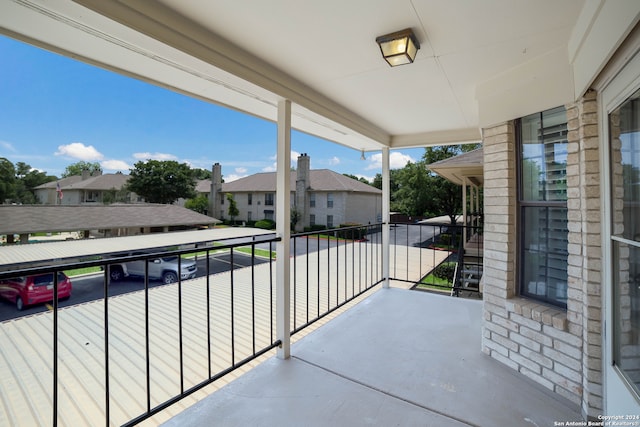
left=1, top=1, right=638, bottom=152
left=427, top=148, right=484, bottom=186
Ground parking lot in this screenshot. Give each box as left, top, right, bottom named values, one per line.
left=0, top=251, right=267, bottom=322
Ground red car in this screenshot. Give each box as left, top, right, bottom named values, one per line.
left=0, top=272, right=72, bottom=311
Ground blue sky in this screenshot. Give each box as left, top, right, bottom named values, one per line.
left=0, top=35, right=424, bottom=182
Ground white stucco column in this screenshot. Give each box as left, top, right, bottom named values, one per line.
left=276, top=99, right=291, bottom=359
left=381, top=147, right=390, bottom=289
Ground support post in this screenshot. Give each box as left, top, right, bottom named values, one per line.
left=381, top=147, right=390, bottom=289
left=462, top=177, right=468, bottom=244
left=276, top=99, right=291, bottom=359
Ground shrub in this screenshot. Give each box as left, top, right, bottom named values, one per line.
left=337, top=223, right=367, bottom=239
left=303, top=224, right=327, bottom=232
left=439, top=233, right=451, bottom=245
left=433, top=262, right=456, bottom=282
left=254, top=219, right=276, bottom=230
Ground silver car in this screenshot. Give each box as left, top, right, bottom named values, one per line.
left=110, top=255, right=197, bottom=284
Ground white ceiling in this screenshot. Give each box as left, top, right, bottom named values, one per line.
left=1, top=0, right=588, bottom=152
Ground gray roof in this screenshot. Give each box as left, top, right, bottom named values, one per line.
left=35, top=175, right=82, bottom=189
left=196, top=179, right=212, bottom=193
left=426, top=148, right=484, bottom=186
left=222, top=170, right=381, bottom=194
left=0, top=227, right=272, bottom=270
left=36, top=173, right=130, bottom=191
left=0, top=204, right=219, bottom=235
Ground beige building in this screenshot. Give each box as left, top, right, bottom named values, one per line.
left=34, top=170, right=137, bottom=205
left=210, top=154, right=382, bottom=230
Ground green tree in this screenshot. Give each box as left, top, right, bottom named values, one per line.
left=127, top=160, right=196, bottom=204
left=11, top=162, right=56, bottom=204
left=392, top=161, right=431, bottom=216
left=226, top=193, right=239, bottom=224
left=102, top=187, right=130, bottom=205
left=0, top=158, right=16, bottom=203
left=185, top=195, right=209, bottom=214
left=192, top=168, right=212, bottom=180
left=62, top=161, right=102, bottom=177
left=343, top=173, right=371, bottom=185
left=291, top=207, right=301, bottom=230
left=422, top=144, right=481, bottom=224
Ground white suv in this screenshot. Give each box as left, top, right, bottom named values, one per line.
left=109, top=255, right=197, bottom=284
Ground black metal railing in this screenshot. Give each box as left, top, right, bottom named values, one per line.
left=290, top=223, right=383, bottom=336
left=0, top=235, right=281, bottom=427
left=388, top=222, right=483, bottom=296
left=0, top=222, right=482, bottom=426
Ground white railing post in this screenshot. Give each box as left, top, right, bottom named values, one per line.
left=382, top=147, right=390, bottom=288
left=276, top=99, right=291, bottom=359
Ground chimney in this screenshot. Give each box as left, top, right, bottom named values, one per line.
left=210, top=163, right=222, bottom=219
left=81, top=169, right=90, bottom=180
left=295, top=153, right=310, bottom=232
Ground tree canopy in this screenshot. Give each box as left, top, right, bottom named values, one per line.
left=0, top=158, right=56, bottom=204
left=127, top=160, right=196, bottom=204
left=379, top=144, right=480, bottom=223
left=62, top=161, right=102, bottom=177
left=185, top=194, right=209, bottom=214
left=226, top=193, right=239, bottom=223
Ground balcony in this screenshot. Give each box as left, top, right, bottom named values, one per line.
left=164, top=288, right=581, bottom=427
left=0, top=224, right=579, bottom=426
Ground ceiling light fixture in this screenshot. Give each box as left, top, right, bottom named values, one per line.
left=360, top=149, right=366, bottom=161
left=375, top=28, right=420, bottom=67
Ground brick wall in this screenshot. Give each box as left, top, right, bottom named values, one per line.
left=481, top=92, right=603, bottom=418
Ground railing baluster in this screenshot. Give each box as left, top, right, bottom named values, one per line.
left=251, top=243, right=256, bottom=355
left=206, top=248, right=212, bottom=379
left=230, top=248, right=235, bottom=365
left=306, top=236, right=309, bottom=324
left=104, top=267, right=110, bottom=427
left=293, top=237, right=297, bottom=330
left=53, top=269, right=58, bottom=427
left=145, top=260, right=151, bottom=413
left=178, top=256, right=184, bottom=393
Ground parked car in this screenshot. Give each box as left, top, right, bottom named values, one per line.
left=0, top=272, right=73, bottom=311
left=109, top=255, right=197, bottom=284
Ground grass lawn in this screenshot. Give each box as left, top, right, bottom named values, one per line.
left=416, top=272, right=452, bottom=294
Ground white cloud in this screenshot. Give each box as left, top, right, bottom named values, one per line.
left=329, top=156, right=340, bottom=166
left=264, top=150, right=301, bottom=172
left=0, top=141, right=16, bottom=152
left=55, top=142, right=104, bottom=161
left=225, top=173, right=249, bottom=182
left=356, top=174, right=375, bottom=183
left=365, top=152, right=416, bottom=170
left=224, top=167, right=250, bottom=182
left=133, top=152, right=178, bottom=161
left=101, top=160, right=131, bottom=171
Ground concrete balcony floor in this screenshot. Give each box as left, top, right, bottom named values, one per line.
left=163, top=288, right=582, bottom=427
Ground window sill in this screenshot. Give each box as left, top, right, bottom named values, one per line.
left=505, top=297, right=568, bottom=332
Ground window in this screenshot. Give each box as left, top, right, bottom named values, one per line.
left=327, top=193, right=333, bottom=208
left=327, top=215, right=333, bottom=228
left=265, top=193, right=274, bottom=206
left=247, top=211, right=252, bottom=221
left=310, top=214, right=316, bottom=226
left=264, top=210, right=274, bottom=220
left=220, top=194, right=225, bottom=205
left=518, top=106, right=569, bottom=308
left=310, top=193, right=316, bottom=208
left=611, top=88, right=640, bottom=396
left=248, top=193, right=252, bottom=205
